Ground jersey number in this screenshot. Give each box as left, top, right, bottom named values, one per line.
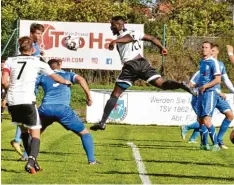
left=132, top=40, right=141, bottom=51
left=17, top=62, right=27, bottom=79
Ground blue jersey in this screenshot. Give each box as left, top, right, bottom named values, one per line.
left=32, top=42, right=41, bottom=56
left=198, top=57, right=221, bottom=91
left=191, top=60, right=225, bottom=92
left=35, top=70, right=77, bottom=106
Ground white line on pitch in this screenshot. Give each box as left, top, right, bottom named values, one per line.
left=127, top=142, right=152, bottom=185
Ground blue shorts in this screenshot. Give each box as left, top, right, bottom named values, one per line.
left=38, top=104, right=85, bottom=133
left=191, top=95, right=199, bottom=115
left=216, top=95, right=232, bottom=113
left=197, top=91, right=218, bottom=117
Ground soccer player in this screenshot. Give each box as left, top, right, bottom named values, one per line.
left=90, top=15, right=196, bottom=131
left=30, top=23, right=45, bottom=57
left=36, top=59, right=99, bottom=164
left=190, top=41, right=221, bottom=151
left=11, top=23, right=46, bottom=161
left=181, top=44, right=234, bottom=149
left=226, top=45, right=234, bottom=65
left=1, top=36, right=72, bottom=174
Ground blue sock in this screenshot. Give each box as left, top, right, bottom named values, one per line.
left=189, top=128, right=200, bottom=141
left=187, top=121, right=200, bottom=130
left=217, top=119, right=232, bottom=145
left=200, top=124, right=208, bottom=145
left=23, top=151, right=28, bottom=158
left=81, top=133, right=95, bottom=162
left=14, top=126, right=22, bottom=143
left=207, top=125, right=218, bottom=145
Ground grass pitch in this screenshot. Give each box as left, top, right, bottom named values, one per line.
left=1, top=119, right=234, bottom=184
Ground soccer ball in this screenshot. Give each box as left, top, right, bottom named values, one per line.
left=230, top=129, right=234, bottom=144
left=64, top=36, right=79, bottom=51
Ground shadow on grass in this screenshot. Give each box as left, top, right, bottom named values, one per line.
left=1, top=148, right=79, bottom=156
left=98, top=171, right=234, bottom=181
left=39, top=150, right=79, bottom=156
left=1, top=168, right=22, bottom=174
left=142, top=159, right=233, bottom=168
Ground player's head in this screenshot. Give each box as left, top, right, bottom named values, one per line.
left=211, top=44, right=219, bottom=59
left=1, top=57, right=7, bottom=71
left=18, top=36, right=34, bottom=55
left=202, top=41, right=213, bottom=58
left=48, top=59, right=62, bottom=70
left=30, top=23, right=44, bottom=42
left=110, top=16, right=126, bottom=35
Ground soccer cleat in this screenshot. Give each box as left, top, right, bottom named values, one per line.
left=88, top=160, right=102, bottom=165
left=181, top=82, right=197, bottom=96
left=10, top=140, right=23, bottom=156
left=90, top=122, right=106, bottom=131
left=25, top=163, right=36, bottom=174
left=219, top=144, right=228, bottom=150
left=181, top=125, right=188, bottom=140
left=211, top=144, right=220, bottom=151
left=34, top=160, right=43, bottom=172
left=188, top=140, right=198, bottom=144
left=200, top=144, right=210, bottom=151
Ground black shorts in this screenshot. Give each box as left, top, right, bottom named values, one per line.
left=8, top=103, right=41, bottom=129
left=117, top=58, right=161, bottom=87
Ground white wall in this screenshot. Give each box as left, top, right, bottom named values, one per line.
left=86, top=90, right=234, bottom=126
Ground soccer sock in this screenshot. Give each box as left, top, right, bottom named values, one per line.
left=14, top=125, right=22, bottom=143
left=217, top=119, right=232, bottom=144
left=207, top=125, right=218, bottom=145
left=81, top=133, right=95, bottom=162
left=100, top=96, right=118, bottom=124
left=189, top=129, right=200, bottom=141
left=21, top=132, right=31, bottom=155
left=187, top=121, right=200, bottom=130
left=200, top=124, right=208, bottom=145
left=29, top=138, right=40, bottom=158
left=28, top=138, right=40, bottom=166
left=160, top=80, right=183, bottom=90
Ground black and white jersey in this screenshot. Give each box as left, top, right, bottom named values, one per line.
left=3, top=55, right=54, bottom=106
left=116, top=30, right=144, bottom=63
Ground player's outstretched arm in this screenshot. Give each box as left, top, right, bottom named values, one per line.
left=143, top=34, right=168, bottom=55
left=75, top=75, right=92, bottom=106
left=109, top=35, right=133, bottom=50
left=222, top=74, right=234, bottom=93
left=40, top=61, right=72, bottom=85
left=49, top=73, right=72, bottom=85
left=226, top=45, right=234, bottom=65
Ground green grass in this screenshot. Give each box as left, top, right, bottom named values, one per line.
left=1, top=119, right=234, bottom=184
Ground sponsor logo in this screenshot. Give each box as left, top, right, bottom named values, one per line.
left=91, top=58, right=98, bottom=64
left=106, top=58, right=112, bottom=65
left=53, top=83, right=60, bottom=87
left=38, top=23, right=113, bottom=50
left=108, top=94, right=128, bottom=122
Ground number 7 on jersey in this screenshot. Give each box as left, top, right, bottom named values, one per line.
left=17, top=62, right=27, bottom=79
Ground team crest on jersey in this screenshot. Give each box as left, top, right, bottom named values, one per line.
left=107, top=94, right=128, bottom=122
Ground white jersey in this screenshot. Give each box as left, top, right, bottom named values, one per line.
left=3, top=55, right=54, bottom=106
left=116, top=30, right=144, bottom=63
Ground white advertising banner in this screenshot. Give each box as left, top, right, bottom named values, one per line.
left=19, top=20, right=144, bottom=70
left=86, top=90, right=234, bottom=126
